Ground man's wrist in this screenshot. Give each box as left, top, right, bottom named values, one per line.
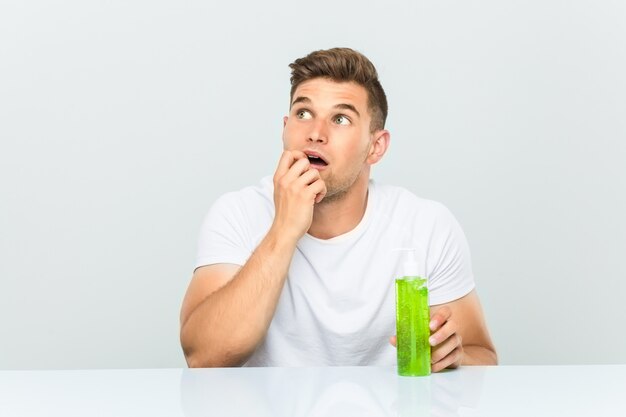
left=265, top=224, right=301, bottom=253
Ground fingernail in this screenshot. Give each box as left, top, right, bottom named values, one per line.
left=429, top=336, right=436, bottom=346
left=429, top=321, right=437, bottom=331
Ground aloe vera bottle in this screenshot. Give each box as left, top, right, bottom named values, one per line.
left=395, top=249, right=431, bottom=376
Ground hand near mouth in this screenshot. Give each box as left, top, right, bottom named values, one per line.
left=271, top=150, right=328, bottom=243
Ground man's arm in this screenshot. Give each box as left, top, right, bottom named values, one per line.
left=179, top=229, right=298, bottom=367
left=390, top=289, right=497, bottom=372
left=180, top=151, right=326, bottom=367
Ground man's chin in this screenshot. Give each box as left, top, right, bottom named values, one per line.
left=318, top=188, right=348, bottom=205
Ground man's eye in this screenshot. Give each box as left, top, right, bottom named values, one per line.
left=297, top=110, right=312, bottom=119
left=334, top=115, right=350, bottom=125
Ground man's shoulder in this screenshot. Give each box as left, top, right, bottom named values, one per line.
left=214, top=176, right=273, bottom=207
left=371, top=180, right=449, bottom=216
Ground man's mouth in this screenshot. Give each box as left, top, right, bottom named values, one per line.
left=305, top=152, right=328, bottom=167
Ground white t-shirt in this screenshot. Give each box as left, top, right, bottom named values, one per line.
left=195, top=176, right=475, bottom=366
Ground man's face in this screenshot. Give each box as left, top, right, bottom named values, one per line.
left=282, top=78, right=377, bottom=202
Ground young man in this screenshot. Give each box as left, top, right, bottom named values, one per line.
left=180, top=48, right=497, bottom=371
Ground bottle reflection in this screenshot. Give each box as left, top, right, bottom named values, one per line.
left=179, top=366, right=485, bottom=417
left=396, top=367, right=486, bottom=417
left=396, top=375, right=430, bottom=416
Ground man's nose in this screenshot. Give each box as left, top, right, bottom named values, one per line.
left=308, top=120, right=328, bottom=144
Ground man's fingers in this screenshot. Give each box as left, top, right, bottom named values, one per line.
left=274, top=150, right=308, bottom=179
left=431, top=346, right=463, bottom=373
left=430, top=306, right=452, bottom=331
left=310, top=178, right=327, bottom=204
left=314, top=192, right=326, bottom=204
left=274, top=151, right=297, bottom=179
left=293, top=169, right=327, bottom=203
left=429, top=319, right=456, bottom=347
left=285, top=157, right=311, bottom=181
left=431, top=333, right=461, bottom=364
left=274, top=151, right=325, bottom=203
left=295, top=167, right=321, bottom=187
left=429, top=314, right=463, bottom=373
left=313, top=179, right=327, bottom=203
left=389, top=335, right=397, bottom=347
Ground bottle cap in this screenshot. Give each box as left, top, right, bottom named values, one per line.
left=392, top=247, right=421, bottom=279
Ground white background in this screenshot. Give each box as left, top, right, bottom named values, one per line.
left=1, top=0, right=624, bottom=369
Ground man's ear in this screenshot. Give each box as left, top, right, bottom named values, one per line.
left=281, top=116, right=290, bottom=147
left=367, top=130, right=391, bottom=165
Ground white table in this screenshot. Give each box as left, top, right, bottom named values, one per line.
left=1, top=365, right=625, bottom=416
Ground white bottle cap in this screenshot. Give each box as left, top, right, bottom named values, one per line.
left=393, top=247, right=421, bottom=278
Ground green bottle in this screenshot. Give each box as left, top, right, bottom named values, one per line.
left=395, top=249, right=431, bottom=377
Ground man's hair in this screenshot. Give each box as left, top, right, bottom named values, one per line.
left=289, top=47, right=388, bottom=132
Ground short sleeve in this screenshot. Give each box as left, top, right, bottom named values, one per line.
left=425, top=203, right=476, bottom=305
left=195, top=192, right=254, bottom=270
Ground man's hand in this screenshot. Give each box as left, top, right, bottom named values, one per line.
left=427, top=306, right=463, bottom=372
left=388, top=307, right=462, bottom=373
left=389, top=290, right=497, bottom=372
left=272, top=150, right=327, bottom=242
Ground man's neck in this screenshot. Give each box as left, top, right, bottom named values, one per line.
left=307, top=174, right=370, bottom=240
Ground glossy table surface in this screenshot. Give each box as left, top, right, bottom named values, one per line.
left=1, top=365, right=625, bottom=416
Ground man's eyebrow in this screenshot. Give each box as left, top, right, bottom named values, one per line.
left=334, top=103, right=360, bottom=117
left=291, top=96, right=311, bottom=107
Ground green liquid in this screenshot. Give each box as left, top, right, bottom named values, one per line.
left=395, top=276, right=431, bottom=376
